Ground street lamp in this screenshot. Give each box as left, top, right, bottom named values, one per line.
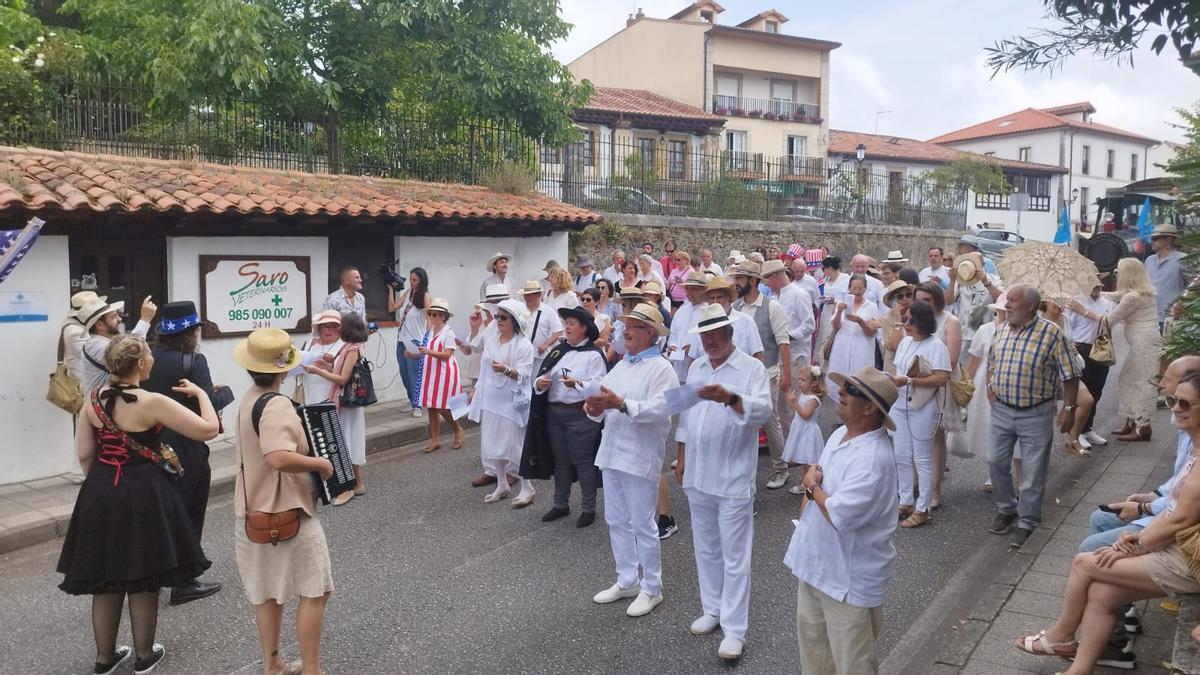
left=855, top=143, right=866, bottom=165
left=1069, top=187, right=1079, bottom=204
left=854, top=144, right=867, bottom=223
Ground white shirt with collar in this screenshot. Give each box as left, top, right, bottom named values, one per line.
left=526, top=305, right=564, bottom=358
left=687, top=309, right=764, bottom=359
left=63, top=319, right=89, bottom=385
left=573, top=271, right=600, bottom=293
left=792, top=276, right=820, bottom=305
left=1066, top=294, right=1117, bottom=345
left=775, top=283, right=815, bottom=362
left=700, top=261, right=724, bottom=277
left=602, top=265, right=622, bottom=284
left=589, top=353, right=679, bottom=482
left=785, top=425, right=898, bottom=608
left=679, top=349, right=773, bottom=499
left=919, top=265, right=951, bottom=289
left=535, top=340, right=608, bottom=403
left=80, top=320, right=151, bottom=393
left=478, top=274, right=517, bottom=301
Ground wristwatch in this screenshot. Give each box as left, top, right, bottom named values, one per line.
left=726, top=393, right=741, bottom=408
left=804, top=485, right=816, bottom=501
left=1064, top=404, right=1077, bottom=412
left=618, top=400, right=629, bottom=414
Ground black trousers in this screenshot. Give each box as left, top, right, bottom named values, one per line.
left=173, top=442, right=212, bottom=543
left=546, top=405, right=601, bottom=513
left=1075, top=342, right=1110, bottom=433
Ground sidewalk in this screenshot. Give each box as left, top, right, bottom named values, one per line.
left=0, top=399, right=473, bottom=555
left=933, top=410, right=1183, bottom=674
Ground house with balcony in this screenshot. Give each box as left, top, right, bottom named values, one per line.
left=567, top=2, right=837, bottom=181
left=828, top=130, right=1067, bottom=241
left=929, top=102, right=1160, bottom=229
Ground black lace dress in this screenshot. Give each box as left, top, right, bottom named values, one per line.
left=56, top=386, right=211, bottom=595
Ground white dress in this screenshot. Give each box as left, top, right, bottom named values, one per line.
left=467, top=332, right=535, bottom=467
left=824, top=297, right=880, bottom=399
left=332, top=342, right=367, bottom=466
left=1104, top=291, right=1161, bottom=427
left=782, top=394, right=824, bottom=464
left=965, top=321, right=998, bottom=456
left=300, top=339, right=343, bottom=405
left=934, top=312, right=965, bottom=433
left=814, top=273, right=850, bottom=367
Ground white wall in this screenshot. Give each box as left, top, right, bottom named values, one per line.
left=945, top=130, right=1065, bottom=168
left=0, top=236, right=76, bottom=482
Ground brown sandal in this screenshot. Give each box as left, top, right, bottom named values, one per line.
left=898, top=505, right=915, bottom=520
left=900, top=511, right=930, bottom=528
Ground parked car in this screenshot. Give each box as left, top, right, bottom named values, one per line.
left=580, top=186, right=682, bottom=215
left=782, top=205, right=848, bottom=222
left=961, top=228, right=1025, bottom=257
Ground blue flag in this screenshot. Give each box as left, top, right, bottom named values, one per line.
left=0, top=217, right=45, bottom=285
left=1137, top=196, right=1153, bottom=243
left=1054, top=206, right=1071, bottom=244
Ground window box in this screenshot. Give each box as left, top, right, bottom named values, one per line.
left=763, top=112, right=778, bottom=120
left=748, top=110, right=763, bottom=118
left=731, top=107, right=746, bottom=117
left=715, top=107, right=731, bottom=115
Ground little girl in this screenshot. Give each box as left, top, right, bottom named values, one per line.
left=784, top=365, right=826, bottom=496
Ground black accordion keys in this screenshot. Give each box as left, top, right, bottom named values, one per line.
left=299, top=402, right=357, bottom=504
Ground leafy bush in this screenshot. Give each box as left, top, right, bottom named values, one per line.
left=0, top=59, right=52, bottom=142
left=481, top=160, right=536, bottom=196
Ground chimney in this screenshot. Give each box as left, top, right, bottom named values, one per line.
left=626, top=8, right=644, bottom=26
left=626, top=13, right=635, bottom=27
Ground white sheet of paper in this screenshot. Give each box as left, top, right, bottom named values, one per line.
left=580, top=380, right=602, bottom=398
left=447, top=393, right=470, bottom=420
left=668, top=346, right=685, bottom=361
left=662, top=383, right=702, bottom=415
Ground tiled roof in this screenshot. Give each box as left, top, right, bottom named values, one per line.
left=1040, top=101, right=1096, bottom=116
left=829, top=129, right=1067, bottom=174
left=735, top=9, right=789, bottom=27
left=583, top=87, right=725, bottom=122
left=928, top=106, right=1159, bottom=145
left=0, top=146, right=600, bottom=225
left=668, top=1, right=724, bottom=20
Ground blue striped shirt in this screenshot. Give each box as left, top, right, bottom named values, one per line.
left=988, top=316, right=1080, bottom=408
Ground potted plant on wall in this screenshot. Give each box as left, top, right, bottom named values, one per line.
left=716, top=106, right=731, bottom=115
left=763, top=111, right=778, bottom=120
left=748, top=109, right=762, bottom=118
left=731, top=107, right=746, bottom=116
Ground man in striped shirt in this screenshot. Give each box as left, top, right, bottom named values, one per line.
left=986, top=284, right=1081, bottom=547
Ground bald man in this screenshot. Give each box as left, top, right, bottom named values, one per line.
left=848, top=254, right=886, bottom=307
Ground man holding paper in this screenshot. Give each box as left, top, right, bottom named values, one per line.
left=675, top=304, right=772, bottom=662
left=583, top=303, right=679, bottom=618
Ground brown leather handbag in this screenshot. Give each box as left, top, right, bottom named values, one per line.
left=244, top=508, right=301, bottom=546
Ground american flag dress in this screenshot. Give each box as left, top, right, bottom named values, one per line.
left=419, top=326, right=461, bottom=410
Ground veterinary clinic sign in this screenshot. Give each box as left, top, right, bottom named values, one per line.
left=200, top=255, right=312, bottom=337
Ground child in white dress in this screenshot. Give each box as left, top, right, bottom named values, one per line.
left=784, top=365, right=826, bottom=496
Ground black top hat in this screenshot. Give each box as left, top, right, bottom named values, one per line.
left=557, top=306, right=599, bottom=342
left=157, top=301, right=201, bottom=335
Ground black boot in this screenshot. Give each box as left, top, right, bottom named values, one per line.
left=168, top=580, right=222, bottom=606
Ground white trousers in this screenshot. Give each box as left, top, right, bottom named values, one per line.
left=684, top=488, right=754, bottom=641
left=893, top=401, right=938, bottom=512
left=602, top=469, right=663, bottom=596
left=796, top=581, right=881, bottom=675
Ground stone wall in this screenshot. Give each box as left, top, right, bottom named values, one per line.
left=567, top=213, right=965, bottom=268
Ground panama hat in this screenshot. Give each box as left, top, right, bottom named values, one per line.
left=312, top=309, right=342, bottom=326
left=881, top=250, right=909, bottom=264
left=704, top=275, right=737, bottom=300
left=618, top=285, right=646, bottom=301
left=485, top=252, right=511, bottom=272
left=682, top=270, right=709, bottom=286
left=956, top=252, right=985, bottom=283
left=760, top=259, right=787, bottom=278
left=77, top=298, right=123, bottom=331
left=883, top=280, right=915, bottom=305
left=1151, top=223, right=1180, bottom=239
left=234, top=328, right=301, bottom=374
left=732, top=260, right=763, bottom=279
left=494, top=298, right=529, bottom=335
left=483, top=284, right=511, bottom=302
left=519, top=280, right=543, bottom=296
left=426, top=297, right=453, bottom=318
left=641, top=281, right=665, bottom=298
left=621, top=302, right=670, bottom=337
left=828, top=366, right=898, bottom=431
left=689, top=303, right=735, bottom=334
left=70, top=291, right=102, bottom=310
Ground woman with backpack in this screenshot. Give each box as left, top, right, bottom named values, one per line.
left=302, top=312, right=369, bottom=505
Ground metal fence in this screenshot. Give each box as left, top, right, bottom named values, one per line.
left=2, top=80, right=536, bottom=184
left=537, top=138, right=969, bottom=229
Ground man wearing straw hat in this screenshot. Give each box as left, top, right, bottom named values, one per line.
left=945, top=250, right=1002, bottom=366
left=685, top=276, right=763, bottom=368
left=1144, top=223, right=1189, bottom=329
left=676, top=303, right=772, bottom=662
left=786, top=366, right=900, bottom=675
left=584, top=303, right=679, bottom=618
left=62, top=291, right=100, bottom=387
left=574, top=255, right=601, bottom=293
left=608, top=286, right=647, bottom=361
left=479, top=252, right=518, bottom=300
left=78, top=295, right=157, bottom=395
left=667, top=271, right=708, bottom=382
left=520, top=280, right=564, bottom=377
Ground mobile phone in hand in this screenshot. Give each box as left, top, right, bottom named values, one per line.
left=1098, top=503, right=1118, bottom=514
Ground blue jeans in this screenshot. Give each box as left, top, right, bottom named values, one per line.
left=1079, top=510, right=1144, bottom=553
left=396, top=341, right=421, bottom=409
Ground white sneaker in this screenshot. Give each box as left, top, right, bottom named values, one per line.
left=1084, top=431, right=1108, bottom=446
left=766, top=471, right=789, bottom=490
left=625, top=592, right=663, bottom=617
left=593, top=582, right=640, bottom=604
left=411, top=408, right=423, bottom=418
left=689, top=613, right=720, bottom=635
left=1078, top=435, right=1092, bottom=450
left=718, top=635, right=745, bottom=661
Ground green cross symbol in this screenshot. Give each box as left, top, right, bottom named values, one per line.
left=271, top=295, right=283, bottom=306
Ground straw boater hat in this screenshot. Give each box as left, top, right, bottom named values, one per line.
left=76, top=297, right=125, bottom=331
left=956, top=252, right=986, bottom=283
left=70, top=291, right=101, bottom=310
left=519, top=280, right=543, bottom=296
left=704, top=275, right=737, bottom=301
left=618, top=285, right=646, bottom=301
left=483, top=284, right=510, bottom=302
left=485, top=252, right=511, bottom=272
left=732, top=260, right=763, bottom=279
left=621, top=302, right=669, bottom=337
left=828, top=366, right=899, bottom=431
left=881, top=250, right=909, bottom=264
left=689, top=303, right=735, bottom=334
left=641, top=281, right=665, bottom=298
left=682, top=270, right=709, bottom=286
left=312, top=309, right=342, bottom=326
left=427, top=297, right=453, bottom=318
left=1151, top=223, right=1180, bottom=239
left=494, top=298, right=529, bottom=335
left=234, top=328, right=302, bottom=374
left=760, top=259, right=787, bottom=278
left=883, top=279, right=915, bottom=305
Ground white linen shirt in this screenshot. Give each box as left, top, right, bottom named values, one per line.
left=775, top=283, right=815, bottom=362
left=527, top=305, right=564, bottom=358
left=687, top=309, right=764, bottom=359
left=679, top=349, right=773, bottom=499
left=1066, top=294, right=1116, bottom=344
left=589, top=355, right=679, bottom=481
left=785, top=425, right=898, bottom=608
left=80, top=320, right=151, bottom=394
left=792, top=276, right=820, bottom=305
left=478, top=273, right=518, bottom=301
left=601, top=265, right=622, bottom=284
left=918, top=265, right=951, bottom=289
left=535, top=341, right=608, bottom=404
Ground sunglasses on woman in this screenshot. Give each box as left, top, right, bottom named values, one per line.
left=895, top=291, right=913, bottom=300
left=1167, top=395, right=1200, bottom=412
left=581, top=296, right=594, bottom=303
left=495, top=314, right=511, bottom=321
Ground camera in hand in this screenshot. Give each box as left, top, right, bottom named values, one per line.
left=378, top=259, right=407, bottom=292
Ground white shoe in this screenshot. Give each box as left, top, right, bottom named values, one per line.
left=411, top=408, right=423, bottom=418
left=689, top=613, right=720, bottom=635
left=511, top=491, right=535, bottom=509
left=593, top=582, right=640, bottom=604
left=1084, top=431, right=1108, bottom=446
left=718, top=635, right=744, bottom=661
left=483, top=489, right=510, bottom=504
left=625, top=592, right=663, bottom=617
left=1077, top=435, right=1092, bottom=450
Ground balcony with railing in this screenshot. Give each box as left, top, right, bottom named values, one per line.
left=711, top=95, right=822, bottom=123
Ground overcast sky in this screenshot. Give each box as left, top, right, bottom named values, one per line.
left=552, top=0, right=1199, bottom=144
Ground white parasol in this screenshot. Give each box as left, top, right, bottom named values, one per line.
left=996, top=241, right=1099, bottom=298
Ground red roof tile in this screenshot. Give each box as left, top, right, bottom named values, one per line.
left=828, top=130, right=1067, bottom=173
left=0, top=146, right=600, bottom=225
left=584, top=87, right=725, bottom=122
left=928, top=106, right=1158, bottom=145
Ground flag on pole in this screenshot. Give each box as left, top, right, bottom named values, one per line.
left=1136, top=196, right=1153, bottom=243
left=0, top=217, right=46, bottom=284
left=1053, top=206, right=1071, bottom=245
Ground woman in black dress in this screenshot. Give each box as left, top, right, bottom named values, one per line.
left=57, top=334, right=220, bottom=675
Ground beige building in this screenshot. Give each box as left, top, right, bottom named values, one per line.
left=568, top=2, right=838, bottom=167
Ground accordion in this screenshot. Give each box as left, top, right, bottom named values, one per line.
left=298, top=402, right=357, bottom=505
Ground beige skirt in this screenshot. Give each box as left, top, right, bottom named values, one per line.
left=1142, top=544, right=1200, bottom=597
left=235, top=514, right=334, bottom=605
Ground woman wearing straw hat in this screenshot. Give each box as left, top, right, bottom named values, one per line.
left=232, top=328, right=334, bottom=675
left=880, top=280, right=915, bottom=374
left=411, top=298, right=465, bottom=452
left=468, top=299, right=537, bottom=506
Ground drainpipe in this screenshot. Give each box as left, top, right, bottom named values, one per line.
left=703, top=31, right=712, bottom=113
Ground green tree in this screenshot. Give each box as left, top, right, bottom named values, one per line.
left=987, top=0, right=1199, bottom=74
left=1163, top=103, right=1200, bottom=360
left=923, top=157, right=1011, bottom=195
